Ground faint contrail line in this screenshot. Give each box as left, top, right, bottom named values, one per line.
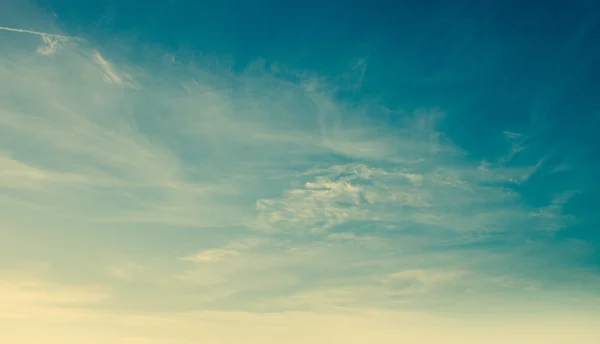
left=0, top=25, right=83, bottom=41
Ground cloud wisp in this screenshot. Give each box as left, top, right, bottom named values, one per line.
left=0, top=24, right=82, bottom=56
left=0, top=25, right=79, bottom=40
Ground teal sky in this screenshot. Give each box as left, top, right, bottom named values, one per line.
left=1, top=0, right=600, bottom=343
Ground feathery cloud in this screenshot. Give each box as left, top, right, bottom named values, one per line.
left=1, top=2, right=599, bottom=343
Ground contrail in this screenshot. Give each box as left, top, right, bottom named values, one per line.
left=0, top=25, right=82, bottom=41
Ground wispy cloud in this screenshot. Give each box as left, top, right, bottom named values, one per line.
left=1, top=2, right=599, bottom=343
left=253, top=149, right=570, bottom=236
left=181, top=249, right=241, bottom=263
left=0, top=25, right=78, bottom=40
left=0, top=25, right=81, bottom=56
left=92, top=50, right=132, bottom=85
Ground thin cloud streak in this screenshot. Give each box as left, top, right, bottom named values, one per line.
left=0, top=25, right=82, bottom=40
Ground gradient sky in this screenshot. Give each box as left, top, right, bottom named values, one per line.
left=1, top=0, right=600, bottom=343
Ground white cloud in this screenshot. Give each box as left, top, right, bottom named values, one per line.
left=0, top=25, right=76, bottom=40
left=92, top=50, right=132, bottom=85
left=326, top=232, right=375, bottom=241
left=37, top=34, right=68, bottom=55
left=0, top=25, right=80, bottom=56
left=502, top=131, right=523, bottom=140
left=181, top=249, right=240, bottom=263
left=385, top=269, right=465, bottom=286
left=253, top=148, right=570, bottom=235
left=0, top=43, right=252, bottom=227
left=180, top=238, right=265, bottom=263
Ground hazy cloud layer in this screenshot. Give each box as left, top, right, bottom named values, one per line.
left=1, top=1, right=599, bottom=343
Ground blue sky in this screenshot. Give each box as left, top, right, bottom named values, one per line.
left=1, top=0, right=600, bottom=343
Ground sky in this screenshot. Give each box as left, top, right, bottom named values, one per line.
left=1, top=0, right=600, bottom=343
